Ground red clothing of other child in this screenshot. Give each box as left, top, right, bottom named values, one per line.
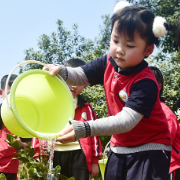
left=0, top=125, right=19, bottom=173
left=160, top=102, right=180, bottom=173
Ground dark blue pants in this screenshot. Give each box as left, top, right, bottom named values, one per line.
left=105, top=149, right=170, bottom=180
left=53, top=149, right=89, bottom=180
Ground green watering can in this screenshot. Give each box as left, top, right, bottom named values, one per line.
left=1, top=60, right=75, bottom=140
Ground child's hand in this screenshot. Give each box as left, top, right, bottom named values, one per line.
left=56, top=125, right=76, bottom=144
left=16, top=137, right=28, bottom=150
left=34, top=156, right=40, bottom=162
left=90, top=163, right=99, bottom=179
left=43, top=64, right=61, bottom=76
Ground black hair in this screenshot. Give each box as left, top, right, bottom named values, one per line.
left=1, top=74, right=18, bottom=90
left=0, top=74, right=17, bottom=130
left=177, top=19, right=180, bottom=50
left=150, top=66, right=163, bottom=97
left=111, top=5, right=160, bottom=47
left=64, top=58, right=86, bottom=68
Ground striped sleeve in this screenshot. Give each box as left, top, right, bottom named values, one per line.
left=87, top=104, right=102, bottom=163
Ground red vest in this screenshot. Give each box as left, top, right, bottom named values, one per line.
left=104, top=55, right=171, bottom=147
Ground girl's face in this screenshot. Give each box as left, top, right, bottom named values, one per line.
left=110, top=21, right=154, bottom=69
left=68, top=85, right=85, bottom=98
left=0, top=85, right=10, bottom=100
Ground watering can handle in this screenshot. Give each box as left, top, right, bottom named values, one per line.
left=5, top=60, right=65, bottom=110
left=102, top=141, right=110, bottom=165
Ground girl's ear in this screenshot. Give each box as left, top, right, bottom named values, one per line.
left=145, top=44, right=154, bottom=57
left=159, top=83, right=162, bottom=91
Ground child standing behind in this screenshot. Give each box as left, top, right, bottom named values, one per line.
left=150, top=66, right=180, bottom=180
left=0, top=74, right=30, bottom=180
left=32, top=59, right=102, bottom=180
left=44, top=1, right=172, bottom=180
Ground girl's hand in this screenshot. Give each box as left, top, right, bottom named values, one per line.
left=43, top=64, right=61, bottom=76
left=56, top=125, right=76, bottom=144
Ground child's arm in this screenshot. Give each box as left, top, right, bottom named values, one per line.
left=43, top=55, right=107, bottom=86
left=58, top=78, right=158, bottom=142
left=57, top=107, right=143, bottom=142
left=90, top=162, right=99, bottom=178
left=85, top=104, right=102, bottom=178
left=87, top=105, right=102, bottom=163
left=31, top=137, right=40, bottom=158
left=43, top=64, right=90, bottom=86
left=90, top=135, right=101, bottom=178
left=90, top=135, right=102, bottom=163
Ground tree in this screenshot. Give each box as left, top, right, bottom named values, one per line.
left=128, top=0, right=180, bottom=53
left=20, top=20, right=94, bottom=73
left=147, top=52, right=180, bottom=114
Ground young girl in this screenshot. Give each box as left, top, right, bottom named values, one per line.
left=44, top=1, right=172, bottom=180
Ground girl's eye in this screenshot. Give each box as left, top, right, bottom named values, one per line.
left=127, top=45, right=134, bottom=48
left=113, top=40, right=118, bottom=44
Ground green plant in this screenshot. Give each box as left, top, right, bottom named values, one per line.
left=0, top=173, right=7, bottom=180
left=1, top=134, right=75, bottom=180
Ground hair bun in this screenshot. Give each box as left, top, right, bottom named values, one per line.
left=153, top=16, right=168, bottom=38
left=114, top=1, right=130, bottom=13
